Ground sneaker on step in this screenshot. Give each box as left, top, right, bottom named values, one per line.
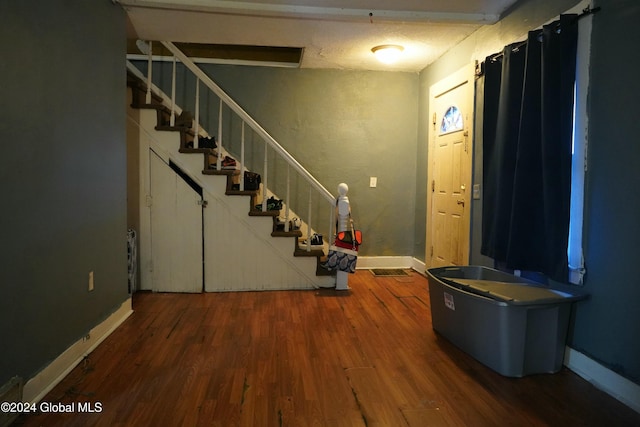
left=303, top=233, right=324, bottom=246
left=209, top=155, right=236, bottom=170
left=255, top=196, right=283, bottom=211
left=221, top=156, right=236, bottom=169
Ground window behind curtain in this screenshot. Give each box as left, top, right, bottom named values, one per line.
left=567, top=13, right=592, bottom=285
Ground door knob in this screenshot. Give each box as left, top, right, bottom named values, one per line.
left=457, top=199, right=465, bottom=206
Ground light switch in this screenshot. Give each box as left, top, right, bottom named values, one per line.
left=473, top=184, right=481, bottom=200
left=369, top=177, right=377, bottom=188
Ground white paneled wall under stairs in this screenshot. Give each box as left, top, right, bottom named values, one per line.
left=127, top=76, right=335, bottom=292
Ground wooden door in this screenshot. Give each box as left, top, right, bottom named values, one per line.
left=426, top=64, right=474, bottom=268
left=149, top=150, right=203, bottom=292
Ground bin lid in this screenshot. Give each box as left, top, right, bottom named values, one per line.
left=448, top=279, right=584, bottom=304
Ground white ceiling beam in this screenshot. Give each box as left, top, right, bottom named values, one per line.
left=117, top=0, right=499, bottom=24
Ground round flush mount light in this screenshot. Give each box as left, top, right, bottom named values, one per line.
left=371, top=44, right=404, bottom=64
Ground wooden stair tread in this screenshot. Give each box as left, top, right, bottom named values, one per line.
left=271, top=230, right=302, bottom=238
left=155, top=124, right=193, bottom=132
left=132, top=101, right=165, bottom=110
left=248, top=209, right=280, bottom=217
left=294, top=247, right=325, bottom=257
left=202, top=169, right=236, bottom=176
left=225, top=189, right=258, bottom=196
left=179, top=147, right=216, bottom=154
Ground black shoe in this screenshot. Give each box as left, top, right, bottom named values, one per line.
left=303, top=233, right=323, bottom=246
left=199, top=136, right=216, bottom=149
left=268, top=196, right=283, bottom=210
left=255, top=196, right=283, bottom=211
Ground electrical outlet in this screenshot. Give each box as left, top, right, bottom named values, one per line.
left=369, top=177, right=377, bottom=188
left=88, top=271, right=94, bottom=291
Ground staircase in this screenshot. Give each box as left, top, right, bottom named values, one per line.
left=126, top=61, right=336, bottom=292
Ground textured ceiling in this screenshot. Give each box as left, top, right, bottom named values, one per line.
left=119, top=0, right=519, bottom=72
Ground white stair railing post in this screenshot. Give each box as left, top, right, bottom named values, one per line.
left=170, top=56, right=176, bottom=126
left=285, top=165, right=290, bottom=232
left=217, top=99, right=222, bottom=170
left=194, top=78, right=200, bottom=148
left=262, top=140, right=268, bottom=212
left=307, top=187, right=312, bottom=252
left=240, top=122, right=245, bottom=191
left=145, top=41, right=152, bottom=104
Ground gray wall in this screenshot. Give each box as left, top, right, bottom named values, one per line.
left=571, top=0, right=640, bottom=384
left=418, top=0, right=640, bottom=384
left=211, top=67, right=419, bottom=257
left=0, top=0, right=128, bottom=385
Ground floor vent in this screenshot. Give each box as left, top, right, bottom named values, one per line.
left=370, top=269, right=409, bottom=277
left=0, top=376, right=24, bottom=427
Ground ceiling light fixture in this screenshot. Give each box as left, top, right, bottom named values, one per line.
left=371, top=44, right=404, bottom=64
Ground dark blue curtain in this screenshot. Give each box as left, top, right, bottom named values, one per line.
left=481, top=15, right=579, bottom=282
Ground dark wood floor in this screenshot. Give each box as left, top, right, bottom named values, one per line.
left=16, top=270, right=640, bottom=426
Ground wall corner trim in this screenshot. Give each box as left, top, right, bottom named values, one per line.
left=564, top=347, right=640, bottom=414
left=23, top=299, right=133, bottom=404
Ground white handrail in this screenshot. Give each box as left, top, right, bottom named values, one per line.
left=159, top=40, right=335, bottom=205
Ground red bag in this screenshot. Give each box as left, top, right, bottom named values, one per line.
left=334, top=219, right=362, bottom=251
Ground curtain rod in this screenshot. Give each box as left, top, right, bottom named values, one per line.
left=482, top=6, right=601, bottom=66
left=578, top=5, right=601, bottom=19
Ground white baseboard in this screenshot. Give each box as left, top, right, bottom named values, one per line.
left=357, top=256, right=426, bottom=272
left=564, top=346, right=640, bottom=414
left=411, top=258, right=427, bottom=273
left=23, top=298, right=133, bottom=404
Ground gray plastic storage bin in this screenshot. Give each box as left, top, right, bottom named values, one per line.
left=426, top=266, right=587, bottom=377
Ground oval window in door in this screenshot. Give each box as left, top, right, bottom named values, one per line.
left=440, top=105, right=463, bottom=134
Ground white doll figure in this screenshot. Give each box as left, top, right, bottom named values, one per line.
left=336, top=183, right=351, bottom=232
left=335, top=183, right=351, bottom=290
